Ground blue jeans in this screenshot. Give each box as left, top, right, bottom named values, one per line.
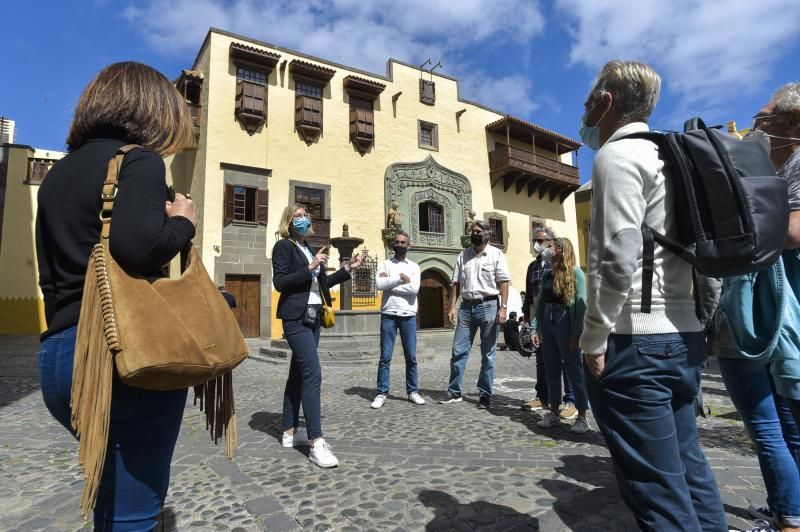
left=38, top=326, right=187, bottom=531
left=534, top=345, right=574, bottom=404
left=377, top=314, right=419, bottom=395
left=586, top=332, right=726, bottom=531
left=282, top=318, right=323, bottom=439
left=540, top=307, right=588, bottom=412
left=719, top=358, right=800, bottom=527
left=448, top=298, right=498, bottom=398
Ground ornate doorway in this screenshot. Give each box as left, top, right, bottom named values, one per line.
left=418, top=269, right=450, bottom=329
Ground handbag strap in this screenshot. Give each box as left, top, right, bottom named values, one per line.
left=99, top=145, right=141, bottom=239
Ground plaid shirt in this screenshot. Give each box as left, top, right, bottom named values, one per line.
left=523, top=255, right=551, bottom=317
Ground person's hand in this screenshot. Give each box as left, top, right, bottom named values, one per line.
left=348, top=250, right=365, bottom=270
left=570, top=338, right=579, bottom=352
left=309, top=247, right=329, bottom=270
left=166, top=193, right=197, bottom=226
left=448, top=308, right=457, bottom=326
left=584, top=353, right=606, bottom=379
left=497, top=307, right=507, bottom=324
left=399, top=273, right=411, bottom=284
left=532, top=334, right=541, bottom=349
left=379, top=272, right=388, bottom=277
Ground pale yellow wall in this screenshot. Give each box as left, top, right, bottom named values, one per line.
left=0, top=146, right=64, bottom=333
left=197, top=30, right=580, bottom=300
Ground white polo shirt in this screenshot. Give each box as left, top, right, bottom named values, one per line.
left=376, top=257, right=420, bottom=316
left=451, top=244, right=510, bottom=301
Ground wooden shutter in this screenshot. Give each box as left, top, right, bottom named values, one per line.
left=359, top=109, right=373, bottom=138
left=236, top=81, right=245, bottom=112
left=252, top=84, right=265, bottom=115
left=295, top=94, right=303, bottom=124
left=224, top=183, right=235, bottom=225
left=256, top=189, right=268, bottom=225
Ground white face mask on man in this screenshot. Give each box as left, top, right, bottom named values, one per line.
left=533, top=242, right=546, bottom=254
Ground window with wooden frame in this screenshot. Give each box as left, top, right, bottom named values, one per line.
left=349, top=96, right=374, bottom=151
left=294, top=81, right=323, bottom=142
left=295, top=186, right=330, bottom=247
left=419, top=201, right=444, bottom=233
left=235, top=66, right=267, bottom=135
left=489, top=217, right=504, bottom=247
left=224, top=184, right=268, bottom=225
left=418, top=120, right=439, bottom=150
left=26, top=159, right=53, bottom=185
left=176, top=70, right=203, bottom=131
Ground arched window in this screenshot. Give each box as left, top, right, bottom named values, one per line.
left=419, top=201, right=444, bottom=233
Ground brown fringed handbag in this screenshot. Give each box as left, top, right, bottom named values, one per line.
left=71, top=145, right=250, bottom=517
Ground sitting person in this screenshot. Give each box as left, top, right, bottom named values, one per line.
left=503, top=311, right=521, bottom=351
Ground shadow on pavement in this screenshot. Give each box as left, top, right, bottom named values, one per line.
left=248, top=411, right=284, bottom=441
left=697, top=423, right=755, bottom=456
left=343, top=385, right=378, bottom=401
left=0, top=335, right=42, bottom=409
left=418, top=489, right=539, bottom=531
left=162, top=506, right=177, bottom=531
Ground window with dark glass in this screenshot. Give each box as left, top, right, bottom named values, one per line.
left=418, top=120, right=438, bottom=150
left=295, top=186, right=329, bottom=247
left=349, top=96, right=374, bottom=143
left=295, top=81, right=323, bottom=99
left=223, top=183, right=268, bottom=225
left=419, top=201, right=444, bottom=233
left=489, top=218, right=504, bottom=246
left=235, top=66, right=267, bottom=134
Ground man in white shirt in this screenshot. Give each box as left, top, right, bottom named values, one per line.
left=371, top=230, right=425, bottom=408
left=440, top=220, right=510, bottom=409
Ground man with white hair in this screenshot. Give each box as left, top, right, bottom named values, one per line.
left=440, top=220, right=510, bottom=409
left=578, top=60, right=726, bottom=530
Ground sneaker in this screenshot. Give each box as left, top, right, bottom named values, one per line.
left=281, top=427, right=310, bottom=448
left=371, top=394, right=387, bottom=409
left=521, top=398, right=547, bottom=411
left=439, top=394, right=462, bottom=404
left=408, top=392, right=426, bottom=405
left=309, top=438, right=339, bottom=468
left=537, top=411, right=562, bottom=428
left=740, top=520, right=778, bottom=532
left=747, top=505, right=772, bottom=522
left=477, top=395, right=491, bottom=409
left=569, top=415, right=592, bottom=434
left=559, top=403, right=579, bottom=420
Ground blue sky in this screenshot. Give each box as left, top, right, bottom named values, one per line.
left=3, top=0, right=799, bottom=184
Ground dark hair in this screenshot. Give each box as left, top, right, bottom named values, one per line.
left=67, top=61, right=195, bottom=156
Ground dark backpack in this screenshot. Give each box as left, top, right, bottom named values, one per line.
left=620, top=117, right=788, bottom=312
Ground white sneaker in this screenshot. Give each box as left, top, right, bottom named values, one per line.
left=439, top=394, right=462, bottom=404
left=537, top=411, right=562, bottom=428
left=570, top=415, right=592, bottom=434
left=371, top=394, right=387, bottom=409
left=309, top=438, right=339, bottom=468
left=281, top=427, right=310, bottom=448
left=408, top=392, right=426, bottom=405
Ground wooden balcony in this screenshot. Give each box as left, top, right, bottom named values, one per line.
left=489, top=146, right=579, bottom=203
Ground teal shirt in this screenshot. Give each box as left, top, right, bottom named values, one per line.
left=532, top=266, right=586, bottom=340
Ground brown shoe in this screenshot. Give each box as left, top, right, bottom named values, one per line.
left=521, top=398, right=547, bottom=411
left=559, top=403, right=578, bottom=420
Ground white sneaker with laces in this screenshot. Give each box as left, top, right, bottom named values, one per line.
left=371, top=394, right=387, bottom=409
left=537, top=411, right=562, bottom=428
left=309, top=438, right=339, bottom=468
left=570, top=415, right=592, bottom=434
left=747, top=504, right=772, bottom=522
left=408, top=392, right=426, bottom=405
left=281, top=427, right=310, bottom=448
left=740, top=519, right=778, bottom=532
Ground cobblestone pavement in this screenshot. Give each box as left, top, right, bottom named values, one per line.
left=0, top=334, right=766, bottom=531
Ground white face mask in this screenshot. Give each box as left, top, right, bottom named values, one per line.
left=533, top=242, right=546, bottom=254
left=542, top=247, right=553, bottom=260
left=746, top=128, right=800, bottom=151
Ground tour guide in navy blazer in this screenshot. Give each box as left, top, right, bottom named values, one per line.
left=272, top=203, right=364, bottom=468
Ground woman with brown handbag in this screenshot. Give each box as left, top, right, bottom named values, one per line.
left=36, top=62, right=196, bottom=530
left=273, top=204, right=364, bottom=467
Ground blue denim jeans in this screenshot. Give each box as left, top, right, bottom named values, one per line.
left=38, top=326, right=187, bottom=531
left=540, top=307, right=588, bottom=412
left=447, top=298, right=498, bottom=398
left=719, top=358, right=800, bottom=527
left=282, top=318, right=323, bottom=439
left=586, top=332, right=726, bottom=531
left=377, top=314, right=419, bottom=395
left=534, top=345, right=575, bottom=404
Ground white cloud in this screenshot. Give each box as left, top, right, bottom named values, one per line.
left=124, top=0, right=545, bottom=116
left=555, top=0, right=800, bottom=110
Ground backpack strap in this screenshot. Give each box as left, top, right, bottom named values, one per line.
left=641, top=225, right=655, bottom=313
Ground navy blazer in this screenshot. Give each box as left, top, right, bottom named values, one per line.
left=272, top=238, right=351, bottom=320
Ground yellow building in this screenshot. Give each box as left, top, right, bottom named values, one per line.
left=0, top=144, right=65, bottom=333
left=1, top=27, right=583, bottom=338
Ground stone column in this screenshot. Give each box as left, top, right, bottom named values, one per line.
left=330, top=224, right=364, bottom=311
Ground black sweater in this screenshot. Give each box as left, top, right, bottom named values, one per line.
left=36, top=139, right=195, bottom=339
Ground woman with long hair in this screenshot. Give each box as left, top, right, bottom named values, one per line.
left=36, top=61, right=197, bottom=529
left=532, top=237, right=591, bottom=433
left=272, top=204, right=363, bottom=467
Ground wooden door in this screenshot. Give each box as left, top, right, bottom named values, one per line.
left=417, top=269, right=450, bottom=329
left=225, top=275, right=261, bottom=337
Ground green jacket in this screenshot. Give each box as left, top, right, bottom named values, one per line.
left=533, top=266, right=586, bottom=340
